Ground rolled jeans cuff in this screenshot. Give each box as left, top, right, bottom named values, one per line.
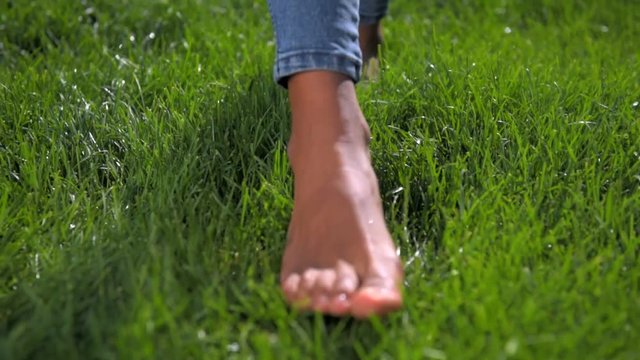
left=359, top=12, right=387, bottom=24
left=273, top=50, right=362, bottom=87
left=359, top=0, right=390, bottom=24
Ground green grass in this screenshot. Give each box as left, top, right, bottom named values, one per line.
left=1, top=0, right=639, bottom=358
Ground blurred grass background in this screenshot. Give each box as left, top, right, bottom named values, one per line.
left=1, top=0, right=639, bottom=358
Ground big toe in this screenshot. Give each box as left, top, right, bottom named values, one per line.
left=350, top=286, right=402, bottom=318
left=350, top=276, right=403, bottom=318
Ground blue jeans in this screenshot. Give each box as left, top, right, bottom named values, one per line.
left=267, top=0, right=389, bottom=86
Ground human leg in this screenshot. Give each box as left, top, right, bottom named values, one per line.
left=267, top=0, right=402, bottom=318
left=267, top=0, right=362, bottom=86
left=359, top=0, right=389, bottom=61
left=359, top=0, right=390, bottom=25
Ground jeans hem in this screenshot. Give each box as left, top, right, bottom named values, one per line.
left=274, top=51, right=362, bottom=87
left=359, top=14, right=386, bottom=25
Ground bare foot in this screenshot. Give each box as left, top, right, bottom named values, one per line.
left=280, top=72, right=403, bottom=318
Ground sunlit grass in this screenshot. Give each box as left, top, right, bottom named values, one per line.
left=1, top=0, right=639, bottom=358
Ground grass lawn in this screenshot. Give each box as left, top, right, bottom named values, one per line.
left=1, top=0, right=639, bottom=358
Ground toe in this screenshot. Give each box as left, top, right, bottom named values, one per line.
left=333, top=260, right=359, bottom=294
left=350, top=276, right=403, bottom=318
left=281, top=273, right=301, bottom=303
left=289, top=269, right=321, bottom=309
left=312, top=294, right=330, bottom=312
left=310, top=270, right=336, bottom=312
left=301, top=268, right=321, bottom=293
left=350, top=287, right=402, bottom=318
left=327, top=293, right=351, bottom=316
left=325, top=260, right=359, bottom=316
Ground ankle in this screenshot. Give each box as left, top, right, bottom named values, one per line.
left=286, top=71, right=372, bottom=170
left=288, top=109, right=370, bottom=147
left=287, top=122, right=370, bottom=174
left=287, top=137, right=377, bottom=204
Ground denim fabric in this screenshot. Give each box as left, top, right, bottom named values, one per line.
left=360, top=0, right=390, bottom=24
left=267, top=0, right=389, bottom=86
